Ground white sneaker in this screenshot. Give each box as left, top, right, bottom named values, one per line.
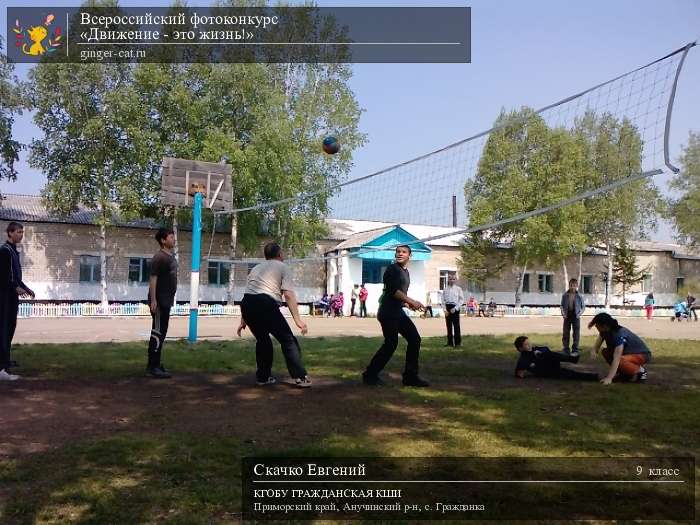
left=294, top=376, right=312, bottom=388
left=0, top=369, right=20, bottom=381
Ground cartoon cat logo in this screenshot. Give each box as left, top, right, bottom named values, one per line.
left=13, top=14, right=62, bottom=57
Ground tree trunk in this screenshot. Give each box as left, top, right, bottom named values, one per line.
left=98, top=217, right=108, bottom=310
left=605, top=244, right=614, bottom=309
left=577, top=251, right=583, bottom=284
left=562, top=260, right=569, bottom=291
left=514, top=262, right=528, bottom=307
left=227, top=213, right=238, bottom=305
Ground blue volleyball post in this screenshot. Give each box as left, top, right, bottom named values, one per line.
left=188, top=192, right=203, bottom=343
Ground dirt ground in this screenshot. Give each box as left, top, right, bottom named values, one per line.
left=0, top=372, right=439, bottom=458
left=12, top=314, right=700, bottom=344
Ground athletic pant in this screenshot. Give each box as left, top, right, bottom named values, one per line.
left=359, top=301, right=367, bottom=318
left=602, top=347, right=648, bottom=378
left=147, top=305, right=171, bottom=368
left=0, top=292, right=18, bottom=371
left=550, top=351, right=597, bottom=381
left=444, top=304, right=461, bottom=346
left=365, top=314, right=421, bottom=379
left=645, top=306, right=654, bottom=320
left=562, top=316, right=580, bottom=352
left=555, top=367, right=599, bottom=381
left=690, top=307, right=698, bottom=321
left=241, top=293, right=307, bottom=381
left=351, top=299, right=356, bottom=316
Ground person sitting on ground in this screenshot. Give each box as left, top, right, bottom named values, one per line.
left=673, top=300, right=689, bottom=321
left=514, top=336, right=598, bottom=381
left=588, top=312, right=651, bottom=385
left=487, top=298, right=497, bottom=317
left=334, top=292, right=345, bottom=317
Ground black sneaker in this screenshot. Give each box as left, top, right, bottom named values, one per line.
left=146, top=366, right=171, bottom=379
left=362, top=373, right=385, bottom=386
left=256, top=376, right=277, bottom=386
left=402, top=376, right=430, bottom=387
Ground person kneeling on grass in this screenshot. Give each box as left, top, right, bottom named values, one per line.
left=514, top=336, right=598, bottom=381
left=588, top=312, right=651, bottom=385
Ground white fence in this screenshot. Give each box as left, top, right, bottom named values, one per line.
left=17, top=302, right=673, bottom=319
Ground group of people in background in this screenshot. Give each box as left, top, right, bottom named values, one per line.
left=319, top=284, right=369, bottom=318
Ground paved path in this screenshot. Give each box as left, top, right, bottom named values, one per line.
left=13, top=315, right=700, bottom=344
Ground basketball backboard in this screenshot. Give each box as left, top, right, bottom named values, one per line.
left=160, top=157, right=233, bottom=212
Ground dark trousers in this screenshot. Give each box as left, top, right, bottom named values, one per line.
left=359, top=301, right=367, bottom=317
left=241, top=293, right=307, bottom=381
left=365, top=314, right=421, bottom=379
left=545, top=351, right=598, bottom=381
left=0, top=292, right=18, bottom=371
left=444, top=304, right=461, bottom=346
left=562, top=316, right=580, bottom=352
left=351, top=298, right=356, bottom=316
left=424, top=306, right=434, bottom=318
left=147, top=305, right=171, bottom=368
left=690, top=307, right=698, bottom=321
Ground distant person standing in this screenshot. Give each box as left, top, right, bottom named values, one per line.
left=146, top=228, right=178, bottom=379
left=644, top=293, right=655, bottom=321
left=359, top=284, right=368, bottom=318
left=237, top=242, right=311, bottom=388
left=351, top=284, right=359, bottom=316
left=423, top=291, right=434, bottom=318
left=362, top=245, right=429, bottom=387
left=687, top=292, right=698, bottom=321
left=0, top=222, right=35, bottom=381
left=441, top=275, right=464, bottom=347
left=560, top=278, right=585, bottom=356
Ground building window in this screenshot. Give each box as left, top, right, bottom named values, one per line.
left=522, top=273, right=530, bottom=293
left=537, top=274, right=553, bottom=293
left=439, top=270, right=457, bottom=290
left=582, top=275, right=593, bottom=294
left=128, top=258, right=151, bottom=284
left=208, top=261, right=231, bottom=286
left=79, top=255, right=102, bottom=283
left=362, top=260, right=389, bottom=284
left=641, top=274, right=653, bottom=293
left=677, top=277, right=685, bottom=293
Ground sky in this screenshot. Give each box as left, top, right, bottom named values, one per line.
left=1, top=0, right=699, bottom=242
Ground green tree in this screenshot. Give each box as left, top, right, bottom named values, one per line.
left=612, top=240, right=649, bottom=304
left=28, top=1, right=157, bottom=306
left=458, top=233, right=506, bottom=302
left=465, top=108, right=588, bottom=306
left=0, top=35, right=25, bottom=196
left=573, top=110, right=660, bottom=308
left=669, top=131, right=700, bottom=247
left=131, top=13, right=365, bottom=302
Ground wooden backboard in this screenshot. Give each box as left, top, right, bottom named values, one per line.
left=160, top=157, right=233, bottom=212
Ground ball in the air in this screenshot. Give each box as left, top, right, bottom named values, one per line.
left=322, top=136, right=340, bottom=155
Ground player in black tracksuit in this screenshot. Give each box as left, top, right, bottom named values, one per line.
left=0, top=222, right=35, bottom=380
left=513, top=336, right=598, bottom=381
left=362, top=245, right=430, bottom=387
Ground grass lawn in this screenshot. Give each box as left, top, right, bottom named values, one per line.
left=1, top=334, right=698, bottom=524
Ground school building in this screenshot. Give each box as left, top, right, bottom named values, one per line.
left=1, top=193, right=698, bottom=315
